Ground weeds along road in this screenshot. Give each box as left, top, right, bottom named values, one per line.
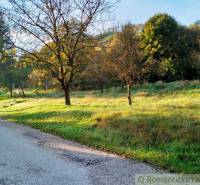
left=0, top=120, right=160, bottom=185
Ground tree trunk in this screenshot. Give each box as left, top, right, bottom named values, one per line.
left=9, top=86, right=13, bottom=98
left=127, top=84, right=132, bottom=106
left=20, top=86, right=26, bottom=97
left=64, top=87, right=71, bottom=106
left=59, top=68, right=73, bottom=106
left=45, top=80, right=48, bottom=92
left=181, top=71, right=184, bottom=81
left=100, top=83, right=104, bottom=93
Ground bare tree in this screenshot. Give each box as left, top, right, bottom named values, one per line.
left=4, top=0, right=116, bottom=105
left=107, top=24, right=144, bottom=106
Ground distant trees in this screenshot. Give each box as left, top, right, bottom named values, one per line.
left=69, top=17, right=200, bottom=105
left=14, top=58, right=32, bottom=97
left=80, top=47, right=110, bottom=93
left=140, top=13, right=200, bottom=82
left=1, top=7, right=200, bottom=105
left=174, top=25, right=200, bottom=80
left=0, top=56, right=16, bottom=98
left=0, top=54, right=32, bottom=98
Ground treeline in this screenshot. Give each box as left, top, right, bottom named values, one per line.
left=0, top=1, right=200, bottom=105
left=79, top=14, right=200, bottom=90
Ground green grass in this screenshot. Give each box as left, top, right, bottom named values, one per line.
left=0, top=81, right=200, bottom=173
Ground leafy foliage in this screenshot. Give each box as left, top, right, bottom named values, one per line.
left=140, top=14, right=179, bottom=80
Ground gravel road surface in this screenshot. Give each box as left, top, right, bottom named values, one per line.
left=0, top=120, right=161, bottom=185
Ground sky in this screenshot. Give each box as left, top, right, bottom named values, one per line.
left=1, top=0, right=199, bottom=26
left=115, top=0, right=200, bottom=25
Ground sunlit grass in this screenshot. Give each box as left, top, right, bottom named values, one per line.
left=0, top=81, right=200, bottom=173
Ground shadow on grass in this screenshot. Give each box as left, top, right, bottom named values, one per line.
left=0, top=107, right=35, bottom=113
left=0, top=99, right=28, bottom=108
left=94, top=112, right=200, bottom=146
left=2, top=110, right=93, bottom=124
left=163, top=104, right=200, bottom=110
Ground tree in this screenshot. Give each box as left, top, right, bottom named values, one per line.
left=4, top=0, right=116, bottom=105
left=14, top=58, right=32, bottom=97
left=107, top=24, right=144, bottom=105
left=0, top=9, right=16, bottom=97
left=0, top=55, right=17, bottom=98
left=80, top=47, right=110, bottom=93
left=195, top=20, right=200, bottom=26
left=0, top=10, right=12, bottom=60
left=186, top=25, right=200, bottom=79
left=173, top=25, right=200, bottom=80
left=140, top=13, right=179, bottom=81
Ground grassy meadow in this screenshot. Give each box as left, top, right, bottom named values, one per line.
left=0, top=81, right=200, bottom=173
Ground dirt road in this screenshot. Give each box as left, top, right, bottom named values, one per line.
left=0, top=120, right=160, bottom=185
